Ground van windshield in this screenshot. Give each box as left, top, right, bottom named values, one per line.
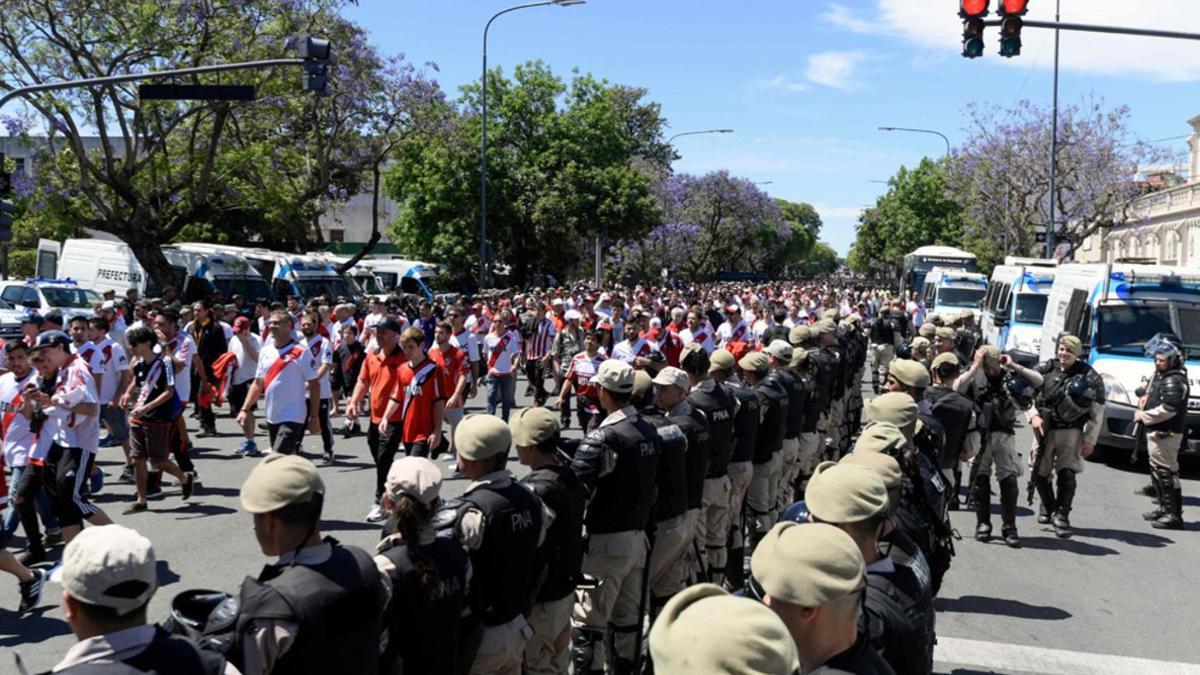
left=213, top=277, right=273, bottom=302
left=355, top=275, right=385, bottom=295
left=296, top=277, right=354, bottom=301
left=1013, top=294, right=1048, bottom=324
left=1096, top=303, right=1200, bottom=355
left=43, top=287, right=102, bottom=308
left=936, top=287, right=985, bottom=307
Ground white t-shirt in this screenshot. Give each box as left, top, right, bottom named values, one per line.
left=451, top=329, right=481, bottom=364
left=484, top=330, right=522, bottom=376
left=73, top=341, right=107, bottom=378
left=46, top=355, right=100, bottom=451
left=255, top=339, right=319, bottom=424
left=229, top=333, right=262, bottom=386
left=678, top=327, right=716, bottom=354
left=0, top=369, right=37, bottom=467
left=163, top=334, right=197, bottom=403
left=612, top=336, right=659, bottom=365
left=717, top=319, right=751, bottom=345
left=93, top=337, right=129, bottom=405
left=301, top=334, right=334, bottom=400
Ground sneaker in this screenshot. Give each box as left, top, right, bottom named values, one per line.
left=1052, top=513, right=1072, bottom=539
left=236, top=439, right=253, bottom=454
left=146, top=476, right=163, bottom=497
left=18, top=568, right=46, bottom=615
left=123, top=501, right=149, bottom=515
left=365, top=504, right=386, bottom=523
left=181, top=475, right=195, bottom=501
left=119, top=466, right=135, bottom=484
left=244, top=447, right=263, bottom=458
left=99, top=435, right=121, bottom=448
left=1001, top=526, right=1022, bottom=548
left=322, top=452, right=335, bottom=466
left=88, top=469, right=105, bottom=495
left=18, top=548, right=47, bottom=566
left=41, top=531, right=63, bottom=548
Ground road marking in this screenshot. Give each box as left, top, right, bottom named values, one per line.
left=936, top=636, right=1200, bottom=674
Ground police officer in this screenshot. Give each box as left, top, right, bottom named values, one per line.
left=796, top=325, right=835, bottom=462
left=654, top=366, right=713, bottom=585
left=1134, top=334, right=1189, bottom=530
left=710, top=348, right=758, bottom=589
left=869, top=308, right=898, bottom=394
left=375, top=457, right=470, bottom=675
left=926, top=352, right=978, bottom=512
left=817, top=317, right=849, bottom=456
left=52, top=525, right=230, bottom=674
left=511, top=408, right=587, bottom=674
left=885, top=360, right=947, bottom=489
left=680, top=344, right=738, bottom=586
left=236, top=454, right=388, bottom=675
left=570, top=359, right=660, bottom=675
left=955, top=311, right=981, bottom=364
left=956, top=346, right=1028, bottom=547
left=841, top=315, right=869, bottom=443
left=750, top=522, right=894, bottom=674
left=806, top=462, right=931, bottom=675
left=766, top=340, right=807, bottom=512
left=739, top=351, right=789, bottom=547
left=448, top=414, right=546, bottom=675
left=932, top=327, right=957, bottom=360
left=791, top=344, right=823, bottom=500
left=1022, top=334, right=1105, bottom=538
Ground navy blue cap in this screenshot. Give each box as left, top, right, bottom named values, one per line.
left=20, top=311, right=44, bottom=326
left=30, top=330, right=71, bottom=352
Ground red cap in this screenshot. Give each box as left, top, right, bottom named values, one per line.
left=233, top=316, right=251, bottom=333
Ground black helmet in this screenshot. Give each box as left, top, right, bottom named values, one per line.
left=1006, top=373, right=1036, bottom=409
left=1145, top=332, right=1186, bottom=369
left=895, top=341, right=913, bottom=360
left=1065, top=375, right=1097, bottom=408
left=165, top=589, right=239, bottom=654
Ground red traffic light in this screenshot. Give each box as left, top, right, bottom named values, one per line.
left=999, top=0, right=1028, bottom=15
left=960, top=0, right=988, bottom=17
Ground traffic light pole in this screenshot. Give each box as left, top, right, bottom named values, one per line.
left=982, top=19, right=1200, bottom=43
left=1046, top=0, right=1060, bottom=260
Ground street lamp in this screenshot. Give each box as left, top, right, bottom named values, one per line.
left=877, top=126, right=951, bottom=158
left=667, top=128, right=734, bottom=145
left=480, top=0, right=584, bottom=290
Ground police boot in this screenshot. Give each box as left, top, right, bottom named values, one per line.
left=1052, top=468, right=1076, bottom=538
left=571, top=628, right=604, bottom=675
left=1142, top=470, right=1166, bottom=521
left=971, top=474, right=992, bottom=542
left=613, top=657, right=638, bottom=675
left=1152, top=469, right=1184, bottom=530
left=1034, top=474, right=1056, bottom=524
left=999, top=475, right=1021, bottom=548
left=725, top=546, right=745, bottom=590
left=949, top=469, right=963, bottom=511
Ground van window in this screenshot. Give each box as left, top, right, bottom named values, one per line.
left=1, top=286, right=26, bottom=306
left=272, top=279, right=294, bottom=299
left=1062, top=289, right=1091, bottom=346
left=22, top=288, right=39, bottom=307
left=37, top=251, right=58, bottom=279
left=1013, top=294, right=1048, bottom=323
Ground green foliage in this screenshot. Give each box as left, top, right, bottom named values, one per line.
left=806, top=242, right=840, bottom=276
left=7, top=249, right=36, bottom=279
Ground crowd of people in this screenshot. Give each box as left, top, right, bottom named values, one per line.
left=1, top=275, right=1187, bottom=674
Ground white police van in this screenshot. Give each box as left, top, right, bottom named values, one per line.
left=981, top=257, right=1057, bottom=363
left=176, top=243, right=357, bottom=301
left=0, top=277, right=103, bottom=320
left=1039, top=262, right=1200, bottom=455
left=920, top=267, right=989, bottom=324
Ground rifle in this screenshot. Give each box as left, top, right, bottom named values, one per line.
left=1026, top=426, right=1047, bottom=506
left=1130, top=421, right=1146, bottom=466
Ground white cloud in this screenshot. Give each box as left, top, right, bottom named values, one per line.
left=753, top=74, right=808, bottom=93
left=824, top=0, right=1200, bottom=82
left=812, top=204, right=868, bottom=220
left=805, top=50, right=867, bottom=90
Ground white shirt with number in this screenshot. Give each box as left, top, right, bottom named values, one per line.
left=256, top=340, right=319, bottom=424
left=302, top=335, right=334, bottom=400
left=93, top=337, right=129, bottom=405
left=0, top=369, right=37, bottom=467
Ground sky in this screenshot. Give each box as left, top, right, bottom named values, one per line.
left=341, top=0, right=1200, bottom=256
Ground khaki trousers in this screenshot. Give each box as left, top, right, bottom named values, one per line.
left=523, top=593, right=573, bottom=675
left=573, top=530, right=648, bottom=666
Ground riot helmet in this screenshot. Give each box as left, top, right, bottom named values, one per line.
left=1145, top=332, right=1186, bottom=370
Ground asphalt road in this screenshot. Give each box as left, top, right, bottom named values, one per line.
left=3, top=376, right=1200, bottom=674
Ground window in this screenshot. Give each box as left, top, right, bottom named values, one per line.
left=13, top=158, right=25, bottom=175
left=328, top=229, right=345, bottom=243
left=1014, top=294, right=1049, bottom=324
left=0, top=286, right=25, bottom=305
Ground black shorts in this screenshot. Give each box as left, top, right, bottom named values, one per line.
left=268, top=422, right=305, bottom=455
left=43, top=444, right=100, bottom=528
left=229, top=381, right=255, bottom=413
left=130, top=421, right=174, bottom=463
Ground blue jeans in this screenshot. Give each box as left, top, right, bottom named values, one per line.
left=486, top=375, right=516, bottom=421
left=2, top=464, right=60, bottom=542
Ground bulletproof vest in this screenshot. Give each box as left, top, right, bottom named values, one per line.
left=870, top=316, right=895, bottom=344
left=850, top=331, right=869, bottom=371
left=977, top=373, right=1018, bottom=433
left=776, top=369, right=808, bottom=438
left=458, top=481, right=543, bottom=625
left=800, top=370, right=822, bottom=433
left=670, top=403, right=712, bottom=510
left=894, top=452, right=951, bottom=594
left=235, top=540, right=384, bottom=675
left=579, top=414, right=660, bottom=534
left=925, top=386, right=974, bottom=470
left=807, top=347, right=835, bottom=409
left=645, top=409, right=689, bottom=521
left=826, top=341, right=848, bottom=398
left=1146, top=367, right=1190, bottom=434
left=56, top=626, right=223, bottom=675
left=378, top=537, right=470, bottom=675
left=914, top=401, right=946, bottom=469
left=953, top=328, right=979, bottom=365
left=520, top=463, right=587, bottom=601
left=688, top=378, right=737, bottom=478
left=1036, top=360, right=1102, bottom=429
left=753, top=372, right=790, bottom=464
left=862, top=570, right=930, bottom=675
left=728, top=381, right=760, bottom=464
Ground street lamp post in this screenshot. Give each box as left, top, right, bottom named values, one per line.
left=877, top=126, right=951, bottom=158
left=479, top=0, right=584, bottom=290
left=666, top=128, right=734, bottom=146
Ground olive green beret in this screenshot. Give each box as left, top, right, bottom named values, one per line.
left=1058, top=334, right=1083, bottom=356
left=509, top=407, right=559, bottom=447
left=806, top=461, right=889, bottom=524
left=454, top=414, right=511, bottom=461
left=648, top=583, right=800, bottom=675
left=789, top=348, right=809, bottom=369
left=854, top=422, right=909, bottom=456
left=865, top=392, right=918, bottom=428
left=593, top=359, right=635, bottom=393
left=788, top=325, right=811, bottom=345
left=841, top=451, right=902, bottom=491
left=709, top=349, right=735, bottom=374
left=931, top=352, right=961, bottom=371
left=765, top=340, right=793, bottom=363
left=888, top=359, right=930, bottom=388
left=240, top=453, right=325, bottom=514
left=935, top=326, right=956, bottom=340
left=680, top=342, right=705, bottom=365
left=918, top=323, right=937, bottom=339
left=750, top=522, right=866, bottom=607
left=981, top=345, right=1001, bottom=366
left=738, top=351, right=770, bottom=374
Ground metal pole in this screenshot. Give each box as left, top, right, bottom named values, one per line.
left=986, top=18, right=1200, bottom=42
left=594, top=236, right=601, bottom=286
left=1046, top=0, right=1060, bottom=259
left=877, top=126, right=950, bottom=158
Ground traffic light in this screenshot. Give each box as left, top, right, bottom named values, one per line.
left=0, top=200, right=15, bottom=244
left=959, top=0, right=988, bottom=58
left=300, top=36, right=331, bottom=95
left=997, top=0, right=1029, bottom=57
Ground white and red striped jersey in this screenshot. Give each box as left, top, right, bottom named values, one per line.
left=0, top=369, right=37, bottom=468
left=484, top=330, right=522, bottom=377
left=679, top=327, right=716, bottom=354
left=72, top=341, right=107, bottom=377
left=566, top=351, right=608, bottom=403
left=717, top=319, right=751, bottom=346
left=611, top=335, right=659, bottom=365
left=46, top=354, right=100, bottom=451
left=524, top=318, right=557, bottom=360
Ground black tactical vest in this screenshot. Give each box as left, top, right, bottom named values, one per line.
left=57, top=627, right=223, bottom=675
left=1146, top=367, right=1190, bottom=434
left=688, top=378, right=737, bottom=478
left=1035, top=359, right=1105, bottom=429
left=577, top=414, right=661, bottom=534
left=825, top=342, right=848, bottom=398
left=670, top=403, right=712, bottom=510
left=458, top=481, right=543, bottom=626
left=925, top=386, right=974, bottom=470
left=800, top=369, right=822, bottom=433
left=753, top=373, right=789, bottom=464
left=728, top=380, right=760, bottom=464
left=235, top=540, right=384, bottom=675
left=863, top=567, right=932, bottom=675
left=776, top=369, right=808, bottom=438
left=808, top=347, right=835, bottom=409
left=378, top=537, right=470, bottom=675
left=645, top=410, right=689, bottom=521
left=914, top=400, right=946, bottom=469
left=520, top=463, right=587, bottom=601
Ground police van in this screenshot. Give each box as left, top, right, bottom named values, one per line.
left=920, top=267, right=989, bottom=324
left=176, top=243, right=358, bottom=301
left=981, top=257, right=1057, bottom=363
left=43, top=238, right=272, bottom=302
left=1039, top=262, right=1200, bottom=455
left=363, top=257, right=438, bottom=299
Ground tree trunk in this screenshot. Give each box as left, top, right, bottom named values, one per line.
left=126, top=227, right=178, bottom=295
left=337, top=165, right=384, bottom=274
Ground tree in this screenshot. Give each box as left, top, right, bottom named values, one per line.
left=847, top=158, right=967, bottom=279
left=948, top=96, right=1169, bottom=266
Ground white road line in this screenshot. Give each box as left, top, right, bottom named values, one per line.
left=935, top=636, right=1200, bottom=674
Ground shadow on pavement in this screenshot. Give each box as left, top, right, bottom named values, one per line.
left=935, top=595, right=1071, bottom=620
left=1070, top=527, right=1175, bottom=548
left=0, top=608, right=70, bottom=647
left=1019, top=535, right=1119, bottom=556
left=156, top=560, right=181, bottom=587
left=166, top=504, right=239, bottom=519
left=324, top=519, right=384, bottom=533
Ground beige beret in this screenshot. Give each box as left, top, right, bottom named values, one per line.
left=931, top=352, right=961, bottom=370
left=821, top=308, right=839, bottom=320
left=653, top=366, right=691, bottom=391
left=384, top=456, right=442, bottom=505
left=841, top=451, right=902, bottom=490
left=888, top=359, right=931, bottom=388
left=910, top=336, right=931, bottom=350
left=649, top=583, right=800, bottom=675
left=959, top=310, right=974, bottom=320
left=240, top=453, right=325, bottom=514
left=1059, top=334, right=1083, bottom=356
left=709, top=349, right=736, bottom=374
left=981, top=345, right=1001, bottom=366
left=509, top=407, right=560, bottom=447
left=788, top=325, right=811, bottom=345
left=593, top=358, right=635, bottom=393
left=918, top=323, right=937, bottom=339
left=679, top=342, right=705, bottom=365
left=806, top=461, right=889, bottom=524
left=789, top=348, right=809, bottom=369
left=865, top=392, right=918, bottom=428
left=454, top=414, right=511, bottom=461
left=935, top=326, right=956, bottom=340
left=738, top=351, right=770, bottom=374
left=814, top=319, right=837, bottom=336
left=750, top=522, right=866, bottom=607
left=632, top=369, right=654, bottom=399
left=854, top=422, right=909, bottom=455
left=765, top=339, right=793, bottom=363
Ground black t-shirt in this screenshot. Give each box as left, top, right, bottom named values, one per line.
left=131, top=355, right=178, bottom=423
